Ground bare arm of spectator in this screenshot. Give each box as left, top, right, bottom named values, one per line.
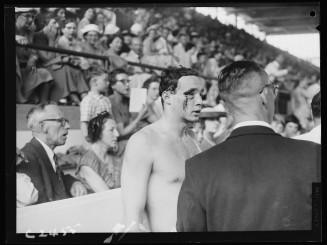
left=121, top=131, right=153, bottom=231
left=115, top=104, right=149, bottom=137
left=78, top=166, right=109, bottom=192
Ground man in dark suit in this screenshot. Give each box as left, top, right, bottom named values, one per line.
left=17, top=101, right=87, bottom=204
left=176, top=61, right=321, bottom=231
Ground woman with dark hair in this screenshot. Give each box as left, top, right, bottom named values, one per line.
left=76, top=111, right=122, bottom=193
left=103, top=34, right=127, bottom=72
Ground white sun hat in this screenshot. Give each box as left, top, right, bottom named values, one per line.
left=130, top=23, right=144, bottom=36
left=81, top=24, right=102, bottom=36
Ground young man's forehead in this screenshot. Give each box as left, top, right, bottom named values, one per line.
left=177, top=75, right=204, bottom=91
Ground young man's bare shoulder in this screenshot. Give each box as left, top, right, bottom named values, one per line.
left=128, top=122, right=161, bottom=147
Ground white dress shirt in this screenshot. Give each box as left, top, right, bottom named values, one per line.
left=293, top=124, right=321, bottom=144
left=233, top=120, right=272, bottom=130
left=35, top=137, right=56, bottom=172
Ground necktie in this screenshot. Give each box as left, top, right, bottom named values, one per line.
left=53, top=154, right=62, bottom=181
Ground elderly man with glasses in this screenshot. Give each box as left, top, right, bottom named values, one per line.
left=17, top=101, right=87, bottom=205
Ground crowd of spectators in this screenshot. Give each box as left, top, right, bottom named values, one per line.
left=15, top=6, right=320, bottom=204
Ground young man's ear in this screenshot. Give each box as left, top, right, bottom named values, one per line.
left=162, top=91, right=172, bottom=105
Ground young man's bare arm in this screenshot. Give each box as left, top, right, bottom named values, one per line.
left=121, top=130, right=154, bottom=231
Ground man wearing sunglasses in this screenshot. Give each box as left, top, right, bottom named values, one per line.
left=17, top=101, right=87, bottom=205
left=177, top=61, right=321, bottom=232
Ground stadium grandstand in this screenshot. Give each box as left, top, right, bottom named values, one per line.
left=7, top=4, right=320, bottom=236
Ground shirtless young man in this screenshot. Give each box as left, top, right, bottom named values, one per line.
left=121, top=67, right=204, bottom=232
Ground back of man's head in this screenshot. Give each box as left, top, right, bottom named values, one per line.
left=218, top=61, right=267, bottom=105
left=311, top=91, right=321, bottom=119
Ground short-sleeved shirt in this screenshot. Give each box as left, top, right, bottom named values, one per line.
left=76, top=150, right=122, bottom=192
left=80, top=91, right=113, bottom=122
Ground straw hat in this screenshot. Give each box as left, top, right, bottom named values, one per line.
left=81, top=24, right=102, bottom=36
left=199, top=107, right=227, bottom=119
left=15, top=7, right=37, bottom=13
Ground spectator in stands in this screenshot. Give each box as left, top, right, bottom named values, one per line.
left=155, top=27, right=173, bottom=56
left=121, top=37, right=152, bottom=88
left=76, top=111, right=122, bottom=193
left=270, top=114, right=285, bottom=135
left=183, top=42, right=196, bottom=68
left=191, top=120, right=204, bottom=144
left=293, top=91, right=320, bottom=144
left=203, top=51, right=224, bottom=79
left=136, top=77, right=163, bottom=130
left=108, top=68, right=149, bottom=157
left=192, top=52, right=208, bottom=74
left=143, top=26, right=159, bottom=56
left=53, top=8, right=66, bottom=29
left=16, top=147, right=39, bottom=208
left=95, top=11, right=106, bottom=34
left=291, top=78, right=311, bottom=130
left=265, top=54, right=288, bottom=83
left=173, top=33, right=189, bottom=67
left=191, top=38, right=204, bottom=66
left=15, top=7, right=53, bottom=104
left=120, top=30, right=134, bottom=54
left=198, top=107, right=228, bottom=151
left=33, top=12, right=89, bottom=105
left=103, top=34, right=128, bottom=72
left=80, top=68, right=112, bottom=146
left=282, top=114, right=301, bottom=138
left=17, top=102, right=87, bottom=205
left=77, top=8, right=95, bottom=40
left=79, top=24, right=105, bottom=78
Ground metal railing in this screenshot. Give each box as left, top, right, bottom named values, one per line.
left=16, top=42, right=291, bottom=95
left=16, top=42, right=218, bottom=81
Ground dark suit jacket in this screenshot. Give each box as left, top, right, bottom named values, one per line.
left=17, top=138, right=78, bottom=204
left=177, top=126, right=321, bottom=231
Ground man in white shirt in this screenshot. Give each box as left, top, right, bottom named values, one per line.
left=17, top=102, right=87, bottom=205
left=293, top=91, right=321, bottom=144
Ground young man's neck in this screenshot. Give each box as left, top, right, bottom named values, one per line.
left=161, top=113, right=189, bottom=139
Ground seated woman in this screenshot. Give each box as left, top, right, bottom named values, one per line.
left=76, top=111, right=122, bottom=193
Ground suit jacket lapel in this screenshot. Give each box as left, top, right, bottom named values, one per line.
left=30, top=138, right=67, bottom=199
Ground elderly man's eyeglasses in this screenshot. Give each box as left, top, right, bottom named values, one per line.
left=260, top=83, right=279, bottom=96
left=39, top=118, right=69, bottom=127
left=20, top=14, right=35, bottom=20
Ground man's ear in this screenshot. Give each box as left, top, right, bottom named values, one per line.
left=39, top=121, right=48, bottom=133
left=260, top=92, right=268, bottom=110
left=162, top=91, right=172, bottom=105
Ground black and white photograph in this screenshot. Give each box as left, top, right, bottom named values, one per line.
left=5, top=2, right=321, bottom=243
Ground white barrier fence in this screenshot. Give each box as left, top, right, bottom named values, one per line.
left=17, top=188, right=123, bottom=233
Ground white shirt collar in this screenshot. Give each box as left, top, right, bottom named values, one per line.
left=35, top=137, right=56, bottom=172
left=233, top=121, right=272, bottom=130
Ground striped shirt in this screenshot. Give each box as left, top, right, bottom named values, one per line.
left=80, top=91, right=113, bottom=122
